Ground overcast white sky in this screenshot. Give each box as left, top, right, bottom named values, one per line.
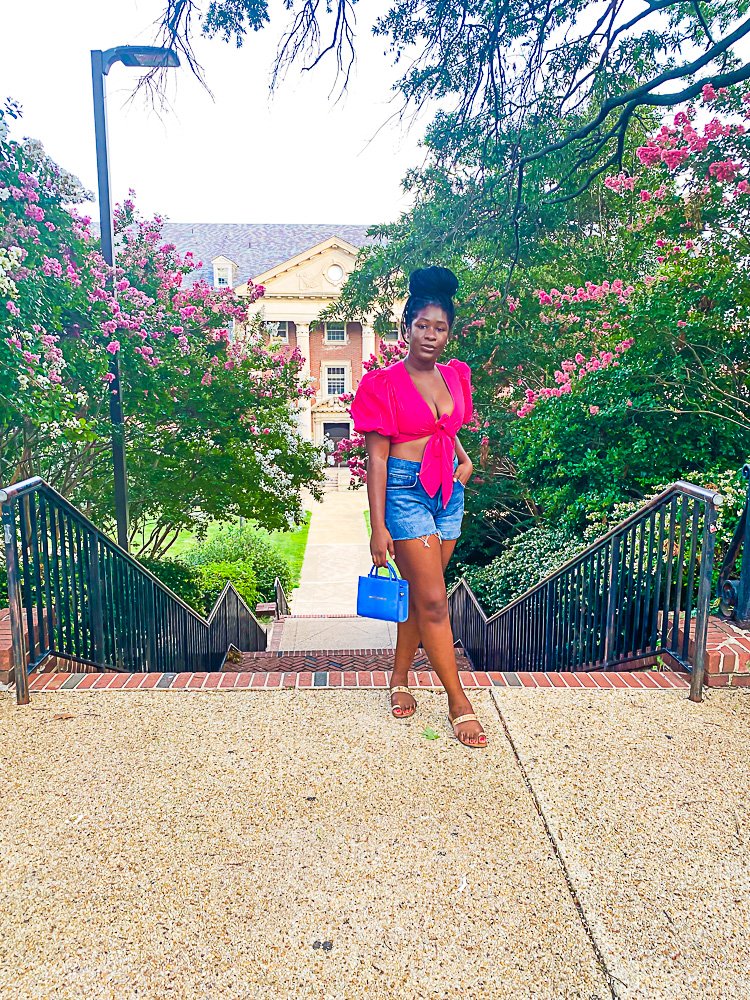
left=0, top=0, right=426, bottom=226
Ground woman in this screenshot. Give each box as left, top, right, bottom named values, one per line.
left=350, top=266, right=487, bottom=748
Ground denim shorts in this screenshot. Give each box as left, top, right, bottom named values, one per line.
left=384, top=456, right=464, bottom=542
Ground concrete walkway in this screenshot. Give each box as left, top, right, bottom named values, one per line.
left=289, top=473, right=393, bottom=649
left=2, top=685, right=749, bottom=998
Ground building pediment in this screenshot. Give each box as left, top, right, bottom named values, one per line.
left=236, top=237, right=360, bottom=299
left=311, top=396, right=351, bottom=414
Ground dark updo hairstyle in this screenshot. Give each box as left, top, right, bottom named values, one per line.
left=401, top=265, right=459, bottom=338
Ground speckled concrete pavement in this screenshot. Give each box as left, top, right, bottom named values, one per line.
left=492, top=686, right=750, bottom=1000
left=0, top=689, right=608, bottom=1000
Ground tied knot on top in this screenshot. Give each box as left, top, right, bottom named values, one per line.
left=421, top=417, right=456, bottom=508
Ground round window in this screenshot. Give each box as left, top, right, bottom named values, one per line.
left=327, top=264, right=345, bottom=284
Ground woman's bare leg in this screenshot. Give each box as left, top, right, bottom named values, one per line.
left=390, top=541, right=457, bottom=716
left=394, top=536, right=486, bottom=746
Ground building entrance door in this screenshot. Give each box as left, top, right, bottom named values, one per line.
left=323, top=422, right=351, bottom=465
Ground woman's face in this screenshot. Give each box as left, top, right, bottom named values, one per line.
left=407, top=305, right=450, bottom=362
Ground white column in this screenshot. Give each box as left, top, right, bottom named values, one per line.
left=295, top=323, right=312, bottom=439
left=362, top=324, right=376, bottom=371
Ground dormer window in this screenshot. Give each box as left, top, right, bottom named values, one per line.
left=211, top=256, right=238, bottom=290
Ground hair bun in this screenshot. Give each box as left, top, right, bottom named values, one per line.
left=409, top=266, right=459, bottom=299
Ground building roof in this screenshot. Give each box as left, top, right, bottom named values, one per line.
left=159, top=223, right=372, bottom=286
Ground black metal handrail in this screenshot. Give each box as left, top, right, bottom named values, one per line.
left=448, top=481, right=723, bottom=701
left=274, top=576, right=291, bottom=618
left=1, top=477, right=267, bottom=705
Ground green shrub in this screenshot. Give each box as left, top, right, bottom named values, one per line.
left=457, top=525, right=584, bottom=616
left=183, top=524, right=292, bottom=600
left=138, top=557, right=203, bottom=610
left=196, top=561, right=258, bottom=615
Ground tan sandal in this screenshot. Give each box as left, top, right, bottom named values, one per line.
left=390, top=685, right=416, bottom=718
left=447, top=712, right=488, bottom=748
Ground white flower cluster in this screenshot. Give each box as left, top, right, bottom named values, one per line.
left=0, top=245, right=23, bottom=297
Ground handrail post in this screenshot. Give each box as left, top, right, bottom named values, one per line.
left=87, top=530, right=105, bottom=664
left=689, top=498, right=721, bottom=703
left=603, top=536, right=620, bottom=667
left=544, top=580, right=554, bottom=671
left=2, top=498, right=29, bottom=706
left=735, top=463, right=750, bottom=627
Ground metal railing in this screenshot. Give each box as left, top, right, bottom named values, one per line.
left=274, top=576, right=291, bottom=618
left=1, top=477, right=267, bottom=705
left=448, top=481, right=723, bottom=701
left=717, top=462, right=750, bottom=625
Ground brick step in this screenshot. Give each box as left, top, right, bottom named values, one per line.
left=234, top=648, right=472, bottom=673
left=24, top=668, right=691, bottom=694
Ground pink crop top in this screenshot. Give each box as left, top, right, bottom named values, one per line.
left=350, top=358, right=474, bottom=508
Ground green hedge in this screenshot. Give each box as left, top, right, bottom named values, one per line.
left=196, top=561, right=258, bottom=615
left=182, top=524, right=292, bottom=601
left=138, top=557, right=203, bottom=609
left=137, top=556, right=259, bottom=616
left=458, top=526, right=584, bottom=616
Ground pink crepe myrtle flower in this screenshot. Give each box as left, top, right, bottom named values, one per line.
left=636, top=144, right=663, bottom=167
left=106, top=340, right=120, bottom=354
left=589, top=405, right=600, bottom=416
left=5, top=300, right=20, bottom=317
left=708, top=160, right=744, bottom=182
left=661, top=147, right=690, bottom=171
left=701, top=83, right=717, bottom=102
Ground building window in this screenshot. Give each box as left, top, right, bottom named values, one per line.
left=381, top=323, right=399, bottom=341
left=325, top=322, right=346, bottom=343
left=214, top=266, right=231, bottom=288
left=264, top=320, right=289, bottom=341
left=325, top=365, right=347, bottom=396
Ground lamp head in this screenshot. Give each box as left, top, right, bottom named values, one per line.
left=100, top=46, right=180, bottom=75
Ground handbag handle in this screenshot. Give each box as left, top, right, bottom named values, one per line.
left=369, top=562, right=398, bottom=580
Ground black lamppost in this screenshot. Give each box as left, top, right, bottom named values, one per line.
left=91, top=46, right=180, bottom=551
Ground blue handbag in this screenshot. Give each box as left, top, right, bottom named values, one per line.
left=357, top=564, right=410, bottom=622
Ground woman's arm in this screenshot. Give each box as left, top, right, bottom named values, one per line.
left=454, top=435, right=474, bottom=486
left=364, top=431, right=395, bottom=567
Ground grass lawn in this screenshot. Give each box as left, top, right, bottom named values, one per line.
left=266, top=512, right=311, bottom=588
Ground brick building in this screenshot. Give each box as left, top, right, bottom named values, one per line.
left=162, top=223, right=400, bottom=450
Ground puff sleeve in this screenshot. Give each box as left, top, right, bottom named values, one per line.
left=350, top=368, right=398, bottom=438
left=447, top=359, right=474, bottom=425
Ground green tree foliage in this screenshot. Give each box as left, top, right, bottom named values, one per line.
left=156, top=1, right=750, bottom=236
left=0, top=105, right=324, bottom=556
left=337, top=85, right=750, bottom=588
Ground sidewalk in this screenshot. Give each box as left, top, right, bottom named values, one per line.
left=2, top=685, right=749, bottom=997
left=289, top=473, right=393, bottom=648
